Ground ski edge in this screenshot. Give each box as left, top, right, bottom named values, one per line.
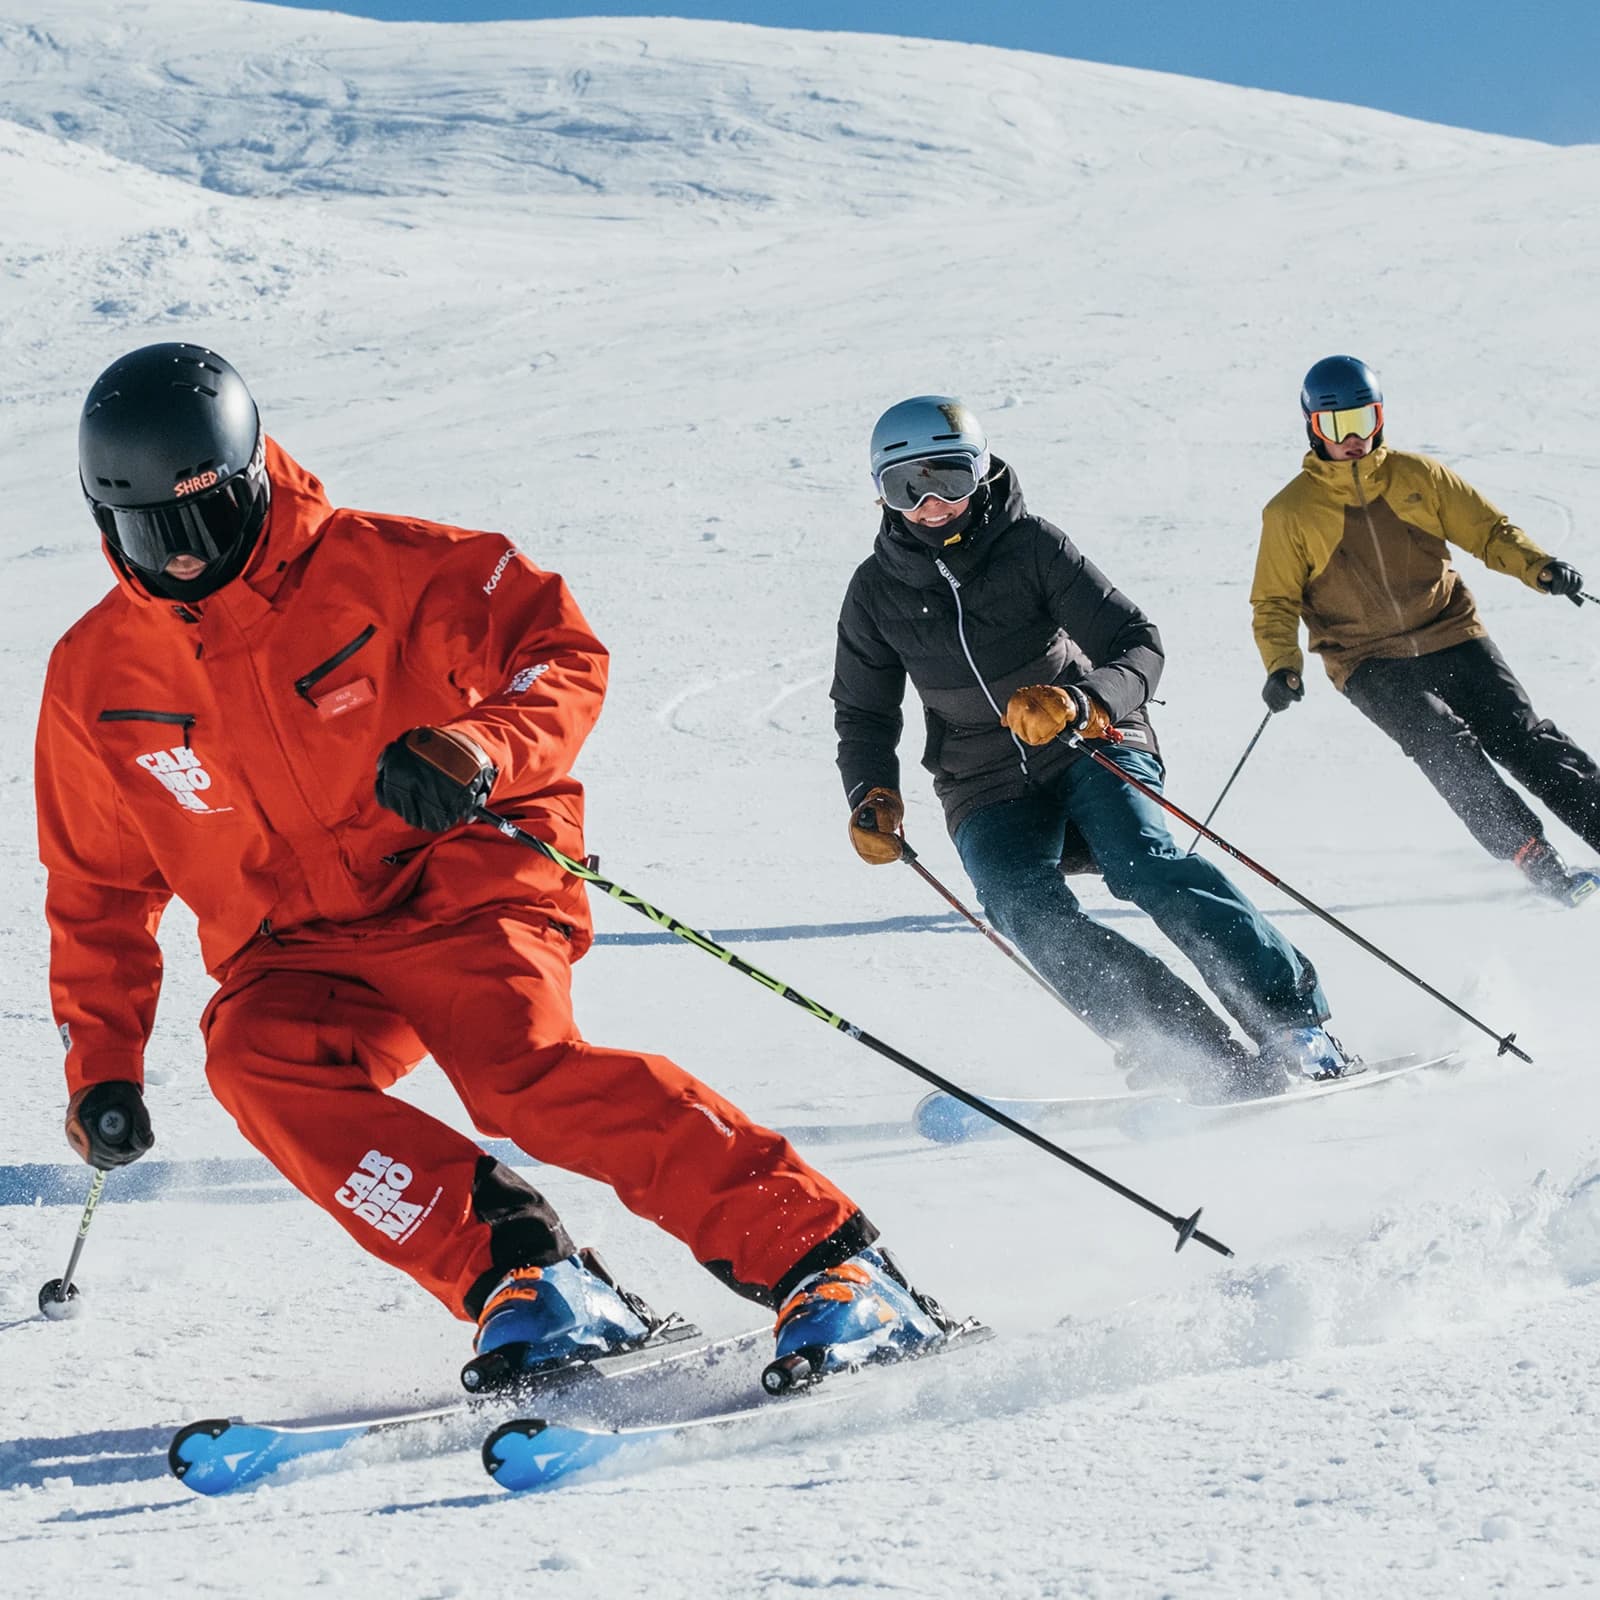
left=481, top=1319, right=995, bottom=1493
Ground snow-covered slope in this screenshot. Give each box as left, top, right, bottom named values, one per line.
left=3, top=3, right=1599, bottom=1594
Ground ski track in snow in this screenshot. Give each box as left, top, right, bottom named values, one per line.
left=3, top=2, right=1600, bottom=1595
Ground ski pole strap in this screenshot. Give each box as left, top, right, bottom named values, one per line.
left=1061, top=737, right=1533, bottom=1064
left=473, top=806, right=1234, bottom=1258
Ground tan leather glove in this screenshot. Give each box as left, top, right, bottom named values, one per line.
left=1002, top=685, right=1116, bottom=746
left=849, top=787, right=905, bottom=865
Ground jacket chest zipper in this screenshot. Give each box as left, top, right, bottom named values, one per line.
left=294, top=624, right=376, bottom=703
left=97, top=709, right=198, bottom=747
left=934, top=560, right=1029, bottom=777
left=1349, top=463, right=1414, bottom=647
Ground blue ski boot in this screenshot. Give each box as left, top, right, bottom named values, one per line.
left=1518, top=838, right=1600, bottom=908
left=462, top=1248, right=652, bottom=1393
left=763, top=1247, right=948, bottom=1394
left=1260, top=1025, right=1358, bottom=1084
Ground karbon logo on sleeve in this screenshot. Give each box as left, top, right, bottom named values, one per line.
left=334, top=1148, right=441, bottom=1244
left=135, top=745, right=231, bottom=813
left=482, top=546, right=517, bottom=596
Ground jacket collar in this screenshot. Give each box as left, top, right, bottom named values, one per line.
left=871, top=458, right=1025, bottom=589
left=1299, top=444, right=1391, bottom=501
left=105, top=437, right=334, bottom=624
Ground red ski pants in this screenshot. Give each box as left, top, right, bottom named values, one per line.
left=203, top=905, right=861, bottom=1319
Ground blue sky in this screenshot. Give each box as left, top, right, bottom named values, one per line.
left=266, top=0, right=1597, bottom=145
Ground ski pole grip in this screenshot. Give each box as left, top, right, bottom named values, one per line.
left=95, top=1108, right=129, bottom=1143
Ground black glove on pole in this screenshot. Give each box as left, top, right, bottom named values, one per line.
left=473, top=805, right=1231, bottom=1258
left=1538, top=561, right=1585, bottom=603
left=375, top=727, right=498, bottom=831
left=1261, top=668, right=1304, bottom=713
left=65, top=1080, right=153, bottom=1169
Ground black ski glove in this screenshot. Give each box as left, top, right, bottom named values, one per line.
left=66, top=1080, right=154, bottom=1169
left=1538, top=561, right=1584, bottom=603
left=1261, top=668, right=1304, bottom=713
left=375, top=726, right=498, bottom=831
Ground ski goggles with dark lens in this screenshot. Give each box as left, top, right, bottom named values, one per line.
left=1308, top=401, right=1383, bottom=445
left=89, top=452, right=270, bottom=575
left=874, top=451, right=986, bottom=512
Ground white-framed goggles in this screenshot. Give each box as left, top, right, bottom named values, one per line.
left=1308, top=401, right=1383, bottom=445
left=874, top=449, right=990, bottom=513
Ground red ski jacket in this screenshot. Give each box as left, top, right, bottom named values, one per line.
left=37, top=439, right=607, bottom=1095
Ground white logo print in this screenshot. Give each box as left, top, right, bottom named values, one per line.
left=691, top=1101, right=734, bottom=1138
left=506, top=662, right=551, bottom=695
left=136, top=745, right=227, bottom=813
left=334, top=1148, right=439, bottom=1243
left=482, top=547, right=517, bottom=596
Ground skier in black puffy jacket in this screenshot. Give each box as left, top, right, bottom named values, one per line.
left=831, top=395, right=1350, bottom=1098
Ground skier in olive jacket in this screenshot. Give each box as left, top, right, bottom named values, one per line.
left=832, top=396, right=1350, bottom=1098
left=1253, top=355, right=1600, bottom=907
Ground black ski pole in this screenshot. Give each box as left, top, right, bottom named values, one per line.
left=1186, top=711, right=1272, bottom=856
left=38, top=1167, right=109, bottom=1321
left=475, top=807, right=1232, bottom=1258
left=1063, top=734, right=1532, bottom=1062
left=850, top=793, right=1091, bottom=1023
left=898, top=838, right=1097, bottom=1024
left=1577, top=591, right=1600, bottom=607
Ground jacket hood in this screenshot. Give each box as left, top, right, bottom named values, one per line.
left=872, top=458, right=1026, bottom=590
left=102, top=436, right=334, bottom=611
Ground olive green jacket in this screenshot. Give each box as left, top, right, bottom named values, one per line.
left=1251, top=447, right=1551, bottom=691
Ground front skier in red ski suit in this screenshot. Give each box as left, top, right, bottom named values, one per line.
left=38, top=344, right=889, bottom=1344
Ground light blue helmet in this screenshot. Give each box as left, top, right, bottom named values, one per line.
left=869, top=396, right=988, bottom=479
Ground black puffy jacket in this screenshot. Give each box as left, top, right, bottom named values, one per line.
left=831, top=460, right=1162, bottom=835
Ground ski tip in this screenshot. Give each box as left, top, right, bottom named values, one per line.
left=167, top=1418, right=238, bottom=1493
left=483, top=1417, right=621, bottom=1493
left=482, top=1417, right=550, bottom=1487
left=913, top=1091, right=980, bottom=1144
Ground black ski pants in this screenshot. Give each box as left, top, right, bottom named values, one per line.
left=1342, top=636, right=1600, bottom=859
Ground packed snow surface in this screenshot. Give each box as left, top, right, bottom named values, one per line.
left=3, top=2, right=1599, bottom=1594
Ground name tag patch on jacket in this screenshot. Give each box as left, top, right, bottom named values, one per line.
left=314, top=678, right=376, bottom=720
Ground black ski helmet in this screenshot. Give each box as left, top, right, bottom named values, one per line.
left=79, top=342, right=270, bottom=596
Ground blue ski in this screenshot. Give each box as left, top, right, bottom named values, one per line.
left=483, top=1320, right=994, bottom=1493
left=168, top=1316, right=736, bottom=1494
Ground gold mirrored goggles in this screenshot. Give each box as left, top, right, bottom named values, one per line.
left=1309, top=402, right=1383, bottom=445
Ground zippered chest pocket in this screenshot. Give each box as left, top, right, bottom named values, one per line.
left=294, top=624, right=378, bottom=720
left=98, top=709, right=233, bottom=818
